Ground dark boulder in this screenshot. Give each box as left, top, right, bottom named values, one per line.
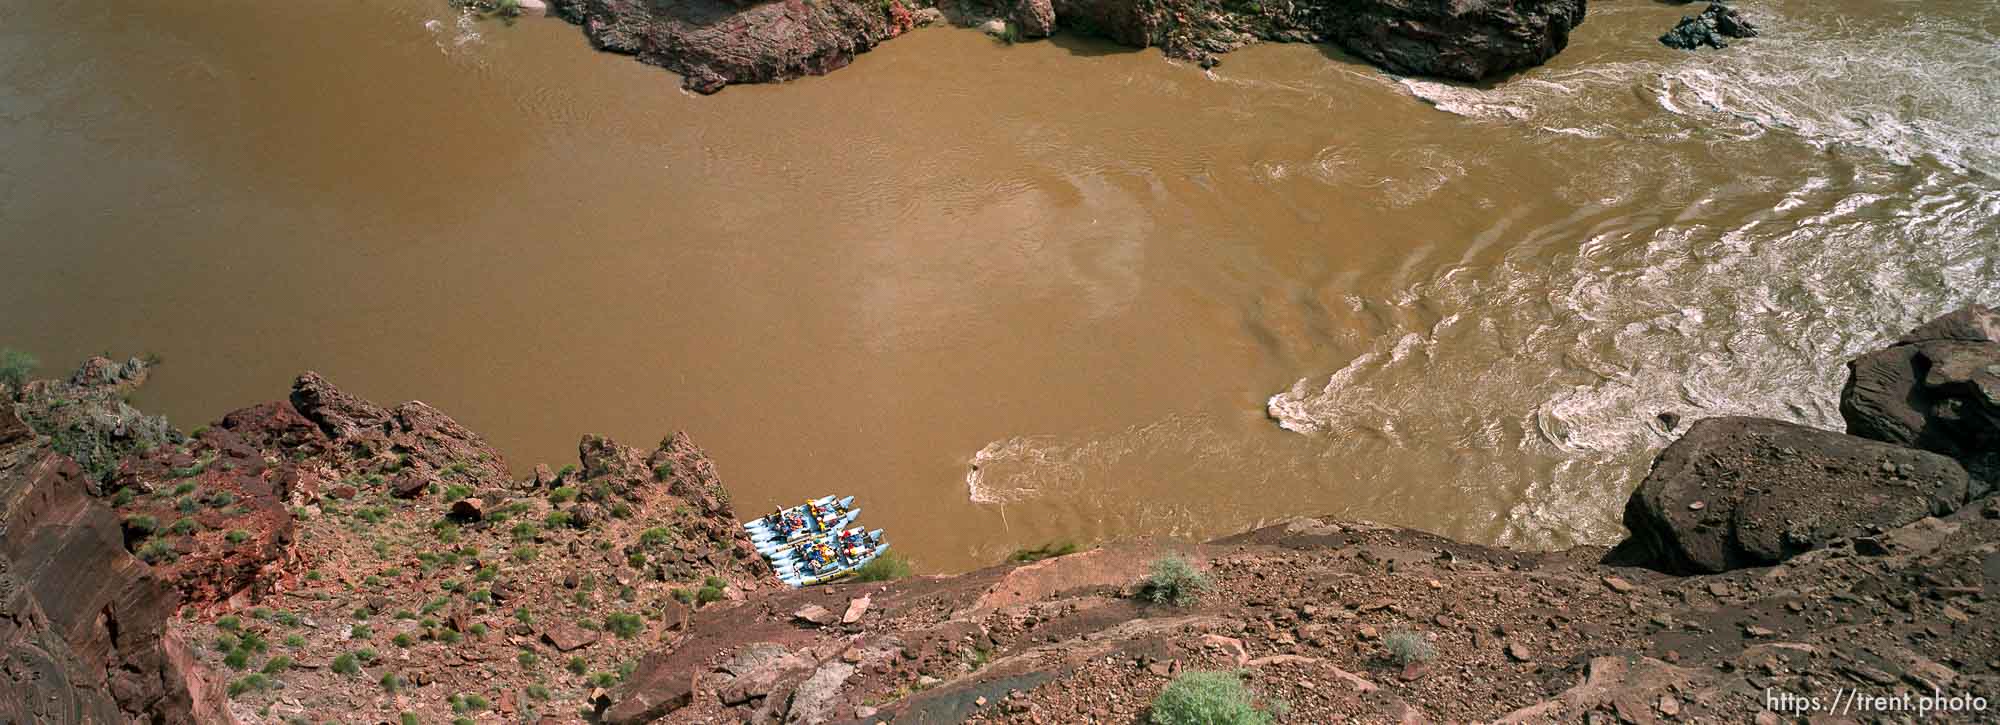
left=1319, top=0, right=1587, bottom=82
left=1659, top=3, right=1757, bottom=50
left=1611, top=416, right=1968, bottom=574
left=1841, top=305, right=2000, bottom=497
left=553, top=0, right=922, bottom=94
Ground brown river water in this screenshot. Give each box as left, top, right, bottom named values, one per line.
left=3, top=0, right=1996, bottom=572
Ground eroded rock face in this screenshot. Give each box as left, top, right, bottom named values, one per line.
left=1612, top=416, right=1968, bottom=574
left=1841, top=305, right=2000, bottom=497
left=0, top=407, right=228, bottom=723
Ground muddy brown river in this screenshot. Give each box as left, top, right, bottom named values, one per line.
left=3, top=0, right=1996, bottom=572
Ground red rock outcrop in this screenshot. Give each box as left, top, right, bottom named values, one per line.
left=0, top=405, right=230, bottom=723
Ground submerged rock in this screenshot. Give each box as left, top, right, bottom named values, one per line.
left=1659, top=3, right=1758, bottom=50
left=1841, top=304, right=2000, bottom=496
left=1610, top=416, right=1968, bottom=574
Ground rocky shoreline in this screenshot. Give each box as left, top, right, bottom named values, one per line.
left=3, top=304, right=1997, bottom=723
left=548, top=0, right=1586, bottom=93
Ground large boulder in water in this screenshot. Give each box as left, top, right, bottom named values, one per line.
left=553, top=0, right=922, bottom=94
left=1054, top=0, right=1586, bottom=81
left=1319, top=0, right=1587, bottom=82
left=1610, top=417, right=1968, bottom=574
left=1659, top=3, right=1757, bottom=50
left=1841, top=304, right=2000, bottom=497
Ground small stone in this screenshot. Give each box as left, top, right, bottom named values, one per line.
left=1659, top=695, right=1680, bottom=717
left=1854, top=537, right=1890, bottom=556
left=1506, top=643, right=1532, bottom=662
left=1743, top=625, right=1775, bottom=638
left=1706, top=582, right=1731, bottom=597
left=1943, top=605, right=1971, bottom=624
left=855, top=706, right=878, bottom=719
left=974, top=696, right=988, bottom=707
left=1688, top=500, right=1706, bottom=511
left=795, top=604, right=836, bottom=626
left=1602, top=576, right=1636, bottom=594
left=389, top=472, right=427, bottom=499
left=843, top=596, right=872, bottom=624
left=1356, top=625, right=1379, bottom=641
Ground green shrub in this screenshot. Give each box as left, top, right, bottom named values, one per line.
left=438, top=629, right=462, bottom=644
left=225, top=673, right=270, bottom=698
left=168, top=517, right=198, bottom=535
left=853, top=552, right=912, bottom=582
left=1139, top=556, right=1210, bottom=607
left=671, top=588, right=694, bottom=604
left=225, top=529, right=251, bottom=544
left=381, top=671, right=402, bottom=693
left=0, top=348, right=37, bottom=397
left=639, top=526, right=674, bottom=547
left=123, top=514, right=158, bottom=535
left=222, top=648, right=250, bottom=670
left=332, top=653, right=360, bottom=675
left=283, top=634, right=306, bottom=648
left=260, top=655, right=292, bottom=674
left=514, top=607, right=534, bottom=624
left=442, top=484, right=473, bottom=501
left=548, top=486, right=578, bottom=504
left=703, top=575, right=727, bottom=589
left=350, top=624, right=372, bottom=640
left=567, top=656, right=587, bottom=675
left=400, top=713, right=419, bottom=725
left=589, top=671, right=618, bottom=688
left=468, top=622, right=488, bottom=637
left=527, top=684, right=551, bottom=701
left=1009, top=540, right=1080, bottom=563
left=696, top=586, right=724, bottom=604
left=513, top=546, right=539, bottom=563
left=518, top=651, right=539, bottom=668
left=274, top=611, right=300, bottom=627
left=604, top=613, right=644, bottom=639
left=511, top=521, right=539, bottom=541
left=111, top=488, right=136, bottom=507
left=216, top=616, right=242, bottom=633
left=543, top=511, right=573, bottom=529
left=171, top=481, right=197, bottom=496
left=462, top=694, right=489, bottom=711
left=1149, top=670, right=1269, bottom=725
left=208, top=491, right=236, bottom=508
left=238, top=631, right=268, bottom=653
left=249, top=607, right=272, bottom=620
left=138, top=539, right=177, bottom=564
left=1382, top=630, right=1435, bottom=666
left=393, top=633, right=415, bottom=648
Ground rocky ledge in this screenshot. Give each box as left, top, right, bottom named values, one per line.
left=3, top=304, right=1998, bottom=723
left=553, top=0, right=1586, bottom=93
